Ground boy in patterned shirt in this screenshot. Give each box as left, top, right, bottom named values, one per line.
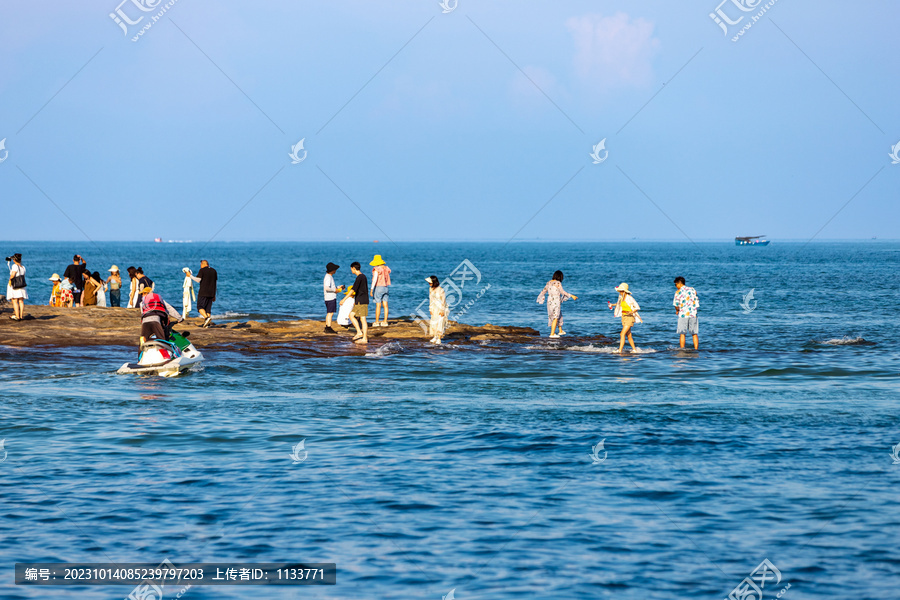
left=673, top=277, right=699, bottom=349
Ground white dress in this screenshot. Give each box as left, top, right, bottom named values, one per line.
left=429, top=286, right=448, bottom=337
left=127, top=277, right=139, bottom=308
left=6, top=264, right=28, bottom=300
left=96, top=283, right=107, bottom=307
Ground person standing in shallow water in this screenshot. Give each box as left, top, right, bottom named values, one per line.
left=673, top=276, right=699, bottom=350
left=536, top=270, right=577, bottom=338
left=610, top=283, right=641, bottom=353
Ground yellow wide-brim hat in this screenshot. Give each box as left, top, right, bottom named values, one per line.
left=49, top=273, right=61, bottom=281
left=615, top=283, right=630, bottom=293
left=369, top=255, right=386, bottom=266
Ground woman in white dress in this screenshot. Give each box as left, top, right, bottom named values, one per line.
left=126, top=266, right=139, bottom=308
left=92, top=272, right=107, bottom=307
left=182, top=267, right=195, bottom=319
left=426, top=275, right=448, bottom=344
left=6, top=253, right=28, bottom=321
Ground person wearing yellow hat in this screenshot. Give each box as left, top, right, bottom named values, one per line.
left=369, top=254, right=391, bottom=327
left=610, top=283, right=642, bottom=353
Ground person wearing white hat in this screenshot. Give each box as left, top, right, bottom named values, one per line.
left=181, top=267, right=196, bottom=319
left=48, top=273, right=63, bottom=307
left=106, top=266, right=122, bottom=307
left=610, top=283, right=641, bottom=353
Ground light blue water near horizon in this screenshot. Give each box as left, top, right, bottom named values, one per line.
left=2, top=241, right=899, bottom=600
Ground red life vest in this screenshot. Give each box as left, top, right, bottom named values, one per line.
left=141, top=293, right=166, bottom=315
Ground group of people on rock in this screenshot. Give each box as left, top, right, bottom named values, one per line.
left=9, top=250, right=701, bottom=353
left=5, top=252, right=219, bottom=347
left=46, top=256, right=147, bottom=309
left=321, top=254, right=449, bottom=345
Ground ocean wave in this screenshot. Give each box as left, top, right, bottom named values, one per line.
left=816, top=336, right=875, bottom=346
left=211, top=311, right=250, bottom=319
left=568, top=344, right=657, bottom=354
left=365, top=341, right=404, bottom=358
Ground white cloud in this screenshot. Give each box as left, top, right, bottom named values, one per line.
left=566, top=13, right=660, bottom=87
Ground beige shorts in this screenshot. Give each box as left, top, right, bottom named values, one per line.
left=621, top=315, right=635, bottom=329
left=351, top=304, right=369, bottom=317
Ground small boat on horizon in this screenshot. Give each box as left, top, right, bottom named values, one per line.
left=735, top=235, right=770, bottom=246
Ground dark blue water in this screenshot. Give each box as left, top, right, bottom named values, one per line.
left=2, top=242, right=899, bottom=599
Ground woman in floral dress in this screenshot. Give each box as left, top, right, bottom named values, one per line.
left=426, top=275, right=448, bottom=344
left=536, top=270, right=577, bottom=338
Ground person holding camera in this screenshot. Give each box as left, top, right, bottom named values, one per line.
left=6, top=253, right=27, bottom=321
left=63, top=255, right=87, bottom=306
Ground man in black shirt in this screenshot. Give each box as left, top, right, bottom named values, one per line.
left=191, top=260, right=218, bottom=327
left=63, top=255, right=87, bottom=305
left=341, top=261, right=369, bottom=343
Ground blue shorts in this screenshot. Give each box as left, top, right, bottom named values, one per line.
left=677, top=316, right=699, bottom=335
left=325, top=299, right=337, bottom=313
left=373, top=286, right=389, bottom=303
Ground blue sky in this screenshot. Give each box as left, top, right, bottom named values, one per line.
left=1, top=0, right=897, bottom=242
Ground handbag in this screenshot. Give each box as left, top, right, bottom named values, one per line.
left=10, top=268, right=26, bottom=289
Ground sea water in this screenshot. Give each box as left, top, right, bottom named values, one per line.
left=1, top=241, right=899, bottom=599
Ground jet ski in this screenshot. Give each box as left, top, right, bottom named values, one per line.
left=117, top=330, right=203, bottom=377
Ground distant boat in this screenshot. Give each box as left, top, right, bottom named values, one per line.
left=154, top=237, right=162, bottom=243
left=735, top=235, right=769, bottom=246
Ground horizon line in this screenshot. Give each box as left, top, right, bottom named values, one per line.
left=0, top=238, right=894, bottom=244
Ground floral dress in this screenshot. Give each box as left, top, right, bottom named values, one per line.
left=429, top=286, right=448, bottom=337
left=536, top=280, right=573, bottom=327
left=59, top=281, right=74, bottom=305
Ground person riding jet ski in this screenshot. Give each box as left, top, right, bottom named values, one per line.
left=139, top=286, right=183, bottom=346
